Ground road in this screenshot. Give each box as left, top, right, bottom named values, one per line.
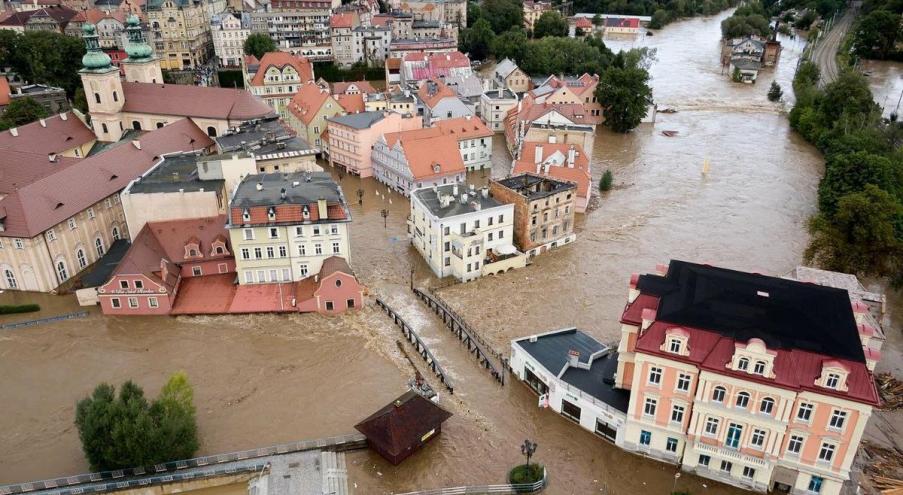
left=810, top=10, right=856, bottom=85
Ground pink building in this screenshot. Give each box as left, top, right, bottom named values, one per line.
left=326, top=111, right=421, bottom=177
left=98, top=215, right=234, bottom=315
left=296, top=256, right=363, bottom=314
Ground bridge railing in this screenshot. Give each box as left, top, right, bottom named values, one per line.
left=394, top=467, right=548, bottom=495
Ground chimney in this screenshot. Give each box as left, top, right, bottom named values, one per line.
left=534, top=144, right=543, bottom=165
left=39, top=119, right=46, bottom=127
left=567, top=349, right=580, bottom=366
left=317, top=198, right=328, bottom=219
left=47, top=153, right=56, bottom=163
left=567, top=145, right=575, bottom=168
left=460, top=193, right=468, bottom=204
left=8, top=128, right=17, bottom=137
left=131, top=140, right=141, bottom=150
left=256, top=182, right=263, bottom=191
left=59, top=112, right=68, bottom=121
left=280, top=188, right=287, bottom=200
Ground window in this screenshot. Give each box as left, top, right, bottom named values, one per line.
left=192, top=266, right=202, bottom=276
left=101, top=123, right=108, bottom=134
left=94, top=92, right=101, bottom=104
left=829, top=410, right=847, bottom=430
left=561, top=399, right=581, bottom=422
left=751, top=429, right=766, bottom=448
left=313, top=226, right=321, bottom=236
left=269, top=227, right=279, bottom=238
left=825, top=373, right=840, bottom=389
left=68, top=218, right=77, bottom=230
left=244, top=271, right=254, bottom=283
left=742, top=466, right=756, bottom=479
left=279, top=246, right=287, bottom=257
left=241, top=248, right=250, bottom=260
left=295, top=226, right=304, bottom=236
left=299, top=264, right=308, bottom=277
left=128, top=297, right=138, bottom=308
left=325, top=301, right=334, bottom=311
left=148, top=297, right=159, bottom=308
left=112, top=226, right=120, bottom=240
left=704, top=417, right=720, bottom=436
left=737, top=357, right=749, bottom=371
left=725, top=423, right=743, bottom=449
left=134, top=280, right=143, bottom=289
left=720, top=460, right=732, bottom=473
left=95, top=238, right=105, bottom=257
left=797, top=403, right=814, bottom=422
left=14, top=239, right=23, bottom=249
left=347, top=298, right=356, bottom=309
left=670, top=405, right=684, bottom=424
left=648, top=366, right=662, bottom=385
left=266, top=247, right=275, bottom=258
left=243, top=228, right=254, bottom=240
left=808, top=476, right=824, bottom=493
left=669, top=338, right=681, bottom=353
left=639, top=430, right=651, bottom=446
left=760, top=397, right=775, bottom=415
left=643, top=397, right=657, bottom=416
left=242, top=209, right=251, bottom=222
left=698, top=455, right=711, bottom=467
left=676, top=373, right=691, bottom=392
left=332, top=242, right=340, bottom=254
left=298, top=244, right=306, bottom=256
left=56, top=260, right=68, bottom=281
left=666, top=437, right=678, bottom=453
left=120, top=280, right=129, bottom=289
left=712, top=386, right=726, bottom=403
left=4, top=269, right=16, bottom=289
left=315, top=243, right=322, bottom=255
left=735, top=392, right=750, bottom=408
left=330, top=224, right=338, bottom=235
left=787, top=435, right=804, bottom=454
left=818, top=443, right=835, bottom=463
left=753, top=361, right=766, bottom=375
left=254, top=247, right=262, bottom=259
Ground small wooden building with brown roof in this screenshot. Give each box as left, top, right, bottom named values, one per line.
left=355, top=391, right=452, bottom=465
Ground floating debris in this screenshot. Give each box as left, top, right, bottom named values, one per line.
left=661, top=130, right=679, bottom=137
left=877, top=373, right=903, bottom=410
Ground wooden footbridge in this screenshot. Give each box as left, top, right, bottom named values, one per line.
left=413, top=288, right=506, bottom=386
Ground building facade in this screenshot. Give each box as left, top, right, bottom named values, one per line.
left=145, top=0, right=211, bottom=70
left=371, top=127, right=466, bottom=196
left=228, top=172, right=352, bottom=284
left=249, top=2, right=334, bottom=60
left=480, top=87, right=518, bottom=132
left=512, top=141, right=592, bottom=213
left=326, top=111, right=421, bottom=177
left=212, top=12, right=250, bottom=68
left=244, top=51, right=315, bottom=117
left=488, top=173, right=576, bottom=258
left=286, top=81, right=345, bottom=150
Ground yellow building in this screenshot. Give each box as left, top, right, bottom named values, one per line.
left=286, top=81, right=344, bottom=150
left=145, top=0, right=211, bottom=70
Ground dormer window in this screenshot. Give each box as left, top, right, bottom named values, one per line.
left=669, top=338, right=681, bottom=353
left=817, top=361, right=849, bottom=391
left=737, top=358, right=749, bottom=371
left=661, top=328, right=689, bottom=356
left=242, top=209, right=251, bottom=221
left=825, top=373, right=840, bottom=389
left=302, top=206, right=310, bottom=219
left=753, top=361, right=766, bottom=375
left=267, top=207, right=276, bottom=221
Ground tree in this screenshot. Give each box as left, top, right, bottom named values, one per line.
left=818, top=151, right=900, bottom=216
left=852, top=9, right=901, bottom=59
left=805, top=185, right=903, bottom=277
left=460, top=17, right=495, bottom=60
left=491, top=29, right=528, bottom=62
left=73, top=87, right=89, bottom=114
left=75, top=373, right=199, bottom=471
left=0, top=97, right=49, bottom=130
left=481, top=0, right=523, bottom=34
left=650, top=9, right=670, bottom=29
left=592, top=13, right=603, bottom=26
left=9, top=31, right=85, bottom=96
left=767, top=81, right=783, bottom=101
left=818, top=70, right=879, bottom=129
left=243, top=33, right=277, bottom=59
left=794, top=10, right=817, bottom=29
left=599, top=169, right=614, bottom=191
left=520, top=36, right=613, bottom=76
left=721, top=5, right=772, bottom=39
left=467, top=1, right=483, bottom=27
left=533, top=11, right=568, bottom=38
left=595, top=49, right=653, bottom=133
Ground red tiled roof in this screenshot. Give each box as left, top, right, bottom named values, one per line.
left=144, top=215, right=230, bottom=262
left=513, top=141, right=592, bottom=199
left=403, top=134, right=464, bottom=181
left=575, top=17, right=592, bottom=28
left=250, top=52, right=314, bottom=87
left=417, top=78, right=456, bottom=109
left=336, top=93, right=365, bottom=114
left=0, top=119, right=214, bottom=238
left=288, top=82, right=335, bottom=126
left=319, top=256, right=354, bottom=277
left=170, top=273, right=236, bottom=314
left=329, top=12, right=355, bottom=28
left=385, top=57, right=401, bottom=70
left=0, top=76, right=10, bottom=106
left=111, top=222, right=179, bottom=290
left=229, top=282, right=296, bottom=313
left=121, top=82, right=275, bottom=121
left=332, top=80, right=378, bottom=95
left=0, top=149, right=81, bottom=194
left=433, top=116, right=492, bottom=140
left=403, top=51, right=471, bottom=81
left=0, top=112, right=95, bottom=156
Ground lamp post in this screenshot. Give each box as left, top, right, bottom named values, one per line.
left=521, top=439, right=537, bottom=472
left=356, top=188, right=363, bottom=206
left=380, top=208, right=389, bottom=228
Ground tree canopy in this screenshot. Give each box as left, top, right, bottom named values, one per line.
left=852, top=9, right=902, bottom=60
left=75, top=372, right=199, bottom=471
left=594, top=48, right=654, bottom=133
left=490, top=29, right=528, bottom=62
left=520, top=36, right=614, bottom=77
left=721, top=3, right=772, bottom=38
left=0, top=97, right=49, bottom=131
left=480, top=0, right=524, bottom=34
left=459, top=17, right=495, bottom=60
left=0, top=30, right=85, bottom=96
left=534, top=11, right=569, bottom=38
left=243, top=33, right=277, bottom=59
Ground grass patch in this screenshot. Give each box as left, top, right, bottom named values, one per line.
left=509, top=463, right=544, bottom=485
left=0, top=304, right=40, bottom=315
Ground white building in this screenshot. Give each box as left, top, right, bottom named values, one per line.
left=212, top=12, right=250, bottom=68
left=353, top=25, right=391, bottom=66
left=409, top=183, right=525, bottom=282
left=433, top=116, right=493, bottom=171
left=480, top=87, right=517, bottom=132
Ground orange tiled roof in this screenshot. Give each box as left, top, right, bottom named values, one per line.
left=288, top=82, right=335, bottom=126
left=336, top=93, right=365, bottom=113
left=250, top=52, right=315, bottom=87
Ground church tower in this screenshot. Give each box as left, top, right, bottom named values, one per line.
left=121, top=15, right=163, bottom=84
left=79, top=23, right=125, bottom=141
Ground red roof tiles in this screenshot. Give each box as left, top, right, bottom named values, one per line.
left=332, top=80, right=378, bottom=95
left=0, top=112, right=95, bottom=156
left=121, top=82, right=274, bottom=121
left=249, top=52, right=314, bottom=88
left=329, top=12, right=355, bottom=28
left=289, top=82, right=335, bottom=125
left=336, top=93, right=365, bottom=114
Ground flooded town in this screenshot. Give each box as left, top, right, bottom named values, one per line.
left=0, top=0, right=900, bottom=494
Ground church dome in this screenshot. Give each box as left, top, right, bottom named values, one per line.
left=81, top=24, right=113, bottom=70
left=124, top=14, right=153, bottom=60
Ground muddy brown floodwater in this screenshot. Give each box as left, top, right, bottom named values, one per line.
left=1, top=9, right=900, bottom=495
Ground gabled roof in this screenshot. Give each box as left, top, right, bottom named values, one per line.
left=142, top=214, right=230, bottom=262
left=329, top=12, right=355, bottom=28
left=417, top=78, right=456, bottom=109
left=399, top=132, right=464, bottom=181
left=288, top=82, right=336, bottom=126
left=513, top=141, right=591, bottom=197
left=111, top=221, right=178, bottom=290
left=0, top=119, right=214, bottom=238
left=250, top=52, right=314, bottom=87
left=332, top=80, right=378, bottom=95
left=336, top=93, right=365, bottom=114
left=355, top=391, right=452, bottom=458
left=122, top=82, right=275, bottom=121
left=0, top=112, right=95, bottom=156
left=433, top=116, right=492, bottom=140
left=493, top=58, right=518, bottom=80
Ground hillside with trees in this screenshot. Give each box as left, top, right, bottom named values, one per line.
left=850, top=0, right=903, bottom=61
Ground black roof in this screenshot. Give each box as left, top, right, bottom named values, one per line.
left=231, top=172, right=349, bottom=211
left=128, top=152, right=224, bottom=194
left=495, top=173, right=575, bottom=201
left=514, top=328, right=606, bottom=371
left=79, top=239, right=130, bottom=287
left=637, top=260, right=865, bottom=362
left=560, top=352, right=630, bottom=413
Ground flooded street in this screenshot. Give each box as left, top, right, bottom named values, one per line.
left=1, top=9, right=900, bottom=495
left=861, top=59, right=903, bottom=118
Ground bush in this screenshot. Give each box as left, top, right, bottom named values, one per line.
left=599, top=170, right=614, bottom=191
left=0, top=304, right=40, bottom=314
left=509, top=463, right=544, bottom=485
left=313, top=62, right=383, bottom=83
left=217, top=70, right=244, bottom=89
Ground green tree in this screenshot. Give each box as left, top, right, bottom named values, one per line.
left=852, top=10, right=901, bottom=59
left=767, top=81, right=783, bottom=101
left=520, top=36, right=613, bottom=76
left=793, top=10, right=817, bottom=29
left=533, top=11, right=569, bottom=38
left=481, top=0, right=523, bottom=34
left=721, top=5, right=772, bottom=39
left=805, top=185, right=903, bottom=276
left=599, top=169, right=614, bottom=191
left=595, top=49, right=654, bottom=133
left=490, top=29, right=528, bottom=62
left=0, top=97, right=49, bottom=130
left=243, top=33, right=277, bottom=59
left=818, top=70, right=879, bottom=130
left=818, top=151, right=900, bottom=215
left=11, top=31, right=85, bottom=96
left=650, top=9, right=670, bottom=28
left=460, top=17, right=495, bottom=60
left=592, top=13, right=603, bottom=26
left=467, top=1, right=483, bottom=27
left=75, top=373, right=199, bottom=471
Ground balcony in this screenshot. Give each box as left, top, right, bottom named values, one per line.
left=481, top=245, right=526, bottom=276
left=695, top=441, right=768, bottom=467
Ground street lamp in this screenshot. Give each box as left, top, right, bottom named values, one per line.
left=520, top=439, right=538, bottom=471
left=380, top=208, right=389, bottom=228
left=356, top=188, right=363, bottom=206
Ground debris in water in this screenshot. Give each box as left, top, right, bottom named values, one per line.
left=659, top=107, right=677, bottom=114
left=876, top=373, right=903, bottom=410
left=661, top=130, right=679, bottom=137
left=861, top=441, right=903, bottom=492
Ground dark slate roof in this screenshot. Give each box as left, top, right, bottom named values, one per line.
left=637, top=260, right=865, bottom=363
left=79, top=239, right=130, bottom=287
left=214, top=117, right=313, bottom=154
left=327, top=111, right=386, bottom=129
left=514, top=328, right=607, bottom=372
left=560, top=351, right=630, bottom=413
left=231, top=172, right=346, bottom=208
left=413, top=183, right=504, bottom=219
left=495, top=173, right=575, bottom=201
left=354, top=391, right=452, bottom=456
left=128, top=152, right=223, bottom=194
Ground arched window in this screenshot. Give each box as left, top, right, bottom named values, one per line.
left=712, top=386, right=726, bottom=403
left=94, top=92, right=101, bottom=104
left=737, top=357, right=749, bottom=371
left=206, top=126, right=217, bottom=137
left=76, top=249, right=87, bottom=268
left=760, top=397, right=775, bottom=415
left=4, top=269, right=17, bottom=289
left=101, top=123, right=109, bottom=134
left=753, top=361, right=766, bottom=375
left=57, top=260, right=68, bottom=281
left=735, top=391, right=750, bottom=408
left=95, top=237, right=105, bottom=257
left=113, top=91, right=118, bottom=102
left=132, top=121, right=141, bottom=130
left=111, top=226, right=120, bottom=240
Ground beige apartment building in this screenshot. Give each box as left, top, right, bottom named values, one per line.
left=146, top=0, right=211, bottom=70
left=286, top=81, right=345, bottom=150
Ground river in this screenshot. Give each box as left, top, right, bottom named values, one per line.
left=1, top=9, right=900, bottom=495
